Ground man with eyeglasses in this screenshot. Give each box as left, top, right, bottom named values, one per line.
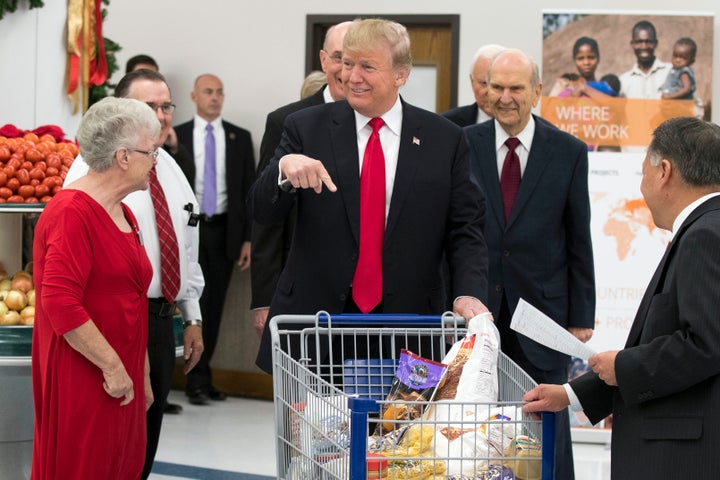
left=64, top=69, right=205, bottom=480
left=442, top=44, right=506, bottom=127
left=251, top=21, right=351, bottom=338
left=620, top=20, right=671, bottom=99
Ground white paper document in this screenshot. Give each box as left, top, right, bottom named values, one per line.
left=510, top=298, right=596, bottom=360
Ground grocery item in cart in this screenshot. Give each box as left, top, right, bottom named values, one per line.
left=435, top=313, right=499, bottom=403
left=504, top=435, right=542, bottom=480
left=374, top=350, right=448, bottom=436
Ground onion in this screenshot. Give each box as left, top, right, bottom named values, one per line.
left=0, top=278, right=11, bottom=291
left=4, top=290, right=28, bottom=311
left=27, top=289, right=35, bottom=307
left=0, top=310, right=20, bottom=326
left=0, top=301, right=7, bottom=316
left=20, top=306, right=34, bottom=326
left=11, top=272, right=33, bottom=293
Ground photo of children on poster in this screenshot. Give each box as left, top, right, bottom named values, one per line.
left=542, top=12, right=712, bottom=149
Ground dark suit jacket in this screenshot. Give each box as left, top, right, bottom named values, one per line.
left=174, top=119, right=255, bottom=261
left=250, top=86, right=326, bottom=309
left=441, top=103, right=478, bottom=128
left=571, top=195, right=720, bottom=479
left=465, top=116, right=595, bottom=371
left=252, top=99, right=488, bottom=372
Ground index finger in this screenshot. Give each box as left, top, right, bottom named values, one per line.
left=320, top=171, right=337, bottom=193
left=120, top=388, right=134, bottom=406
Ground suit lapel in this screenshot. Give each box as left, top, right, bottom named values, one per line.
left=329, top=104, right=362, bottom=244
left=469, top=122, right=505, bottom=228
left=385, top=103, right=421, bottom=242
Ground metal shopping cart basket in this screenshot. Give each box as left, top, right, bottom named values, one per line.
left=270, top=312, right=555, bottom=480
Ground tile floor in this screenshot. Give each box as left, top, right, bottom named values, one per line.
left=149, top=389, right=611, bottom=480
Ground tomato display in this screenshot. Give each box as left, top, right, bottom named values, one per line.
left=0, top=135, right=76, bottom=204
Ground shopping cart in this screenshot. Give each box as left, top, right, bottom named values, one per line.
left=270, top=312, right=555, bottom=480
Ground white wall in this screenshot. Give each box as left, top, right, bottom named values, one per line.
left=2, top=1, right=717, bottom=153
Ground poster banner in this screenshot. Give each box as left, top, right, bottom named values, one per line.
left=542, top=11, right=713, bottom=431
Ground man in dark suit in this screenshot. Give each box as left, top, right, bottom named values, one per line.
left=442, top=44, right=505, bottom=127
left=465, top=49, right=595, bottom=480
left=174, top=74, right=255, bottom=404
left=250, top=21, right=351, bottom=338
left=524, top=117, right=720, bottom=479
left=252, top=18, right=489, bottom=373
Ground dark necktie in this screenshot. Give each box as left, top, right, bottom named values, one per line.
left=149, top=166, right=181, bottom=302
left=203, top=123, right=217, bottom=217
left=352, top=117, right=386, bottom=313
left=500, top=137, right=521, bottom=220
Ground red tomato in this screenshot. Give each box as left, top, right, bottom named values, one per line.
left=6, top=177, right=20, bottom=192
left=30, top=179, right=39, bottom=186
left=25, top=149, right=44, bottom=163
left=0, top=187, right=12, bottom=199
left=6, top=158, right=21, bottom=170
left=20, top=161, right=33, bottom=171
left=46, top=167, right=59, bottom=177
left=0, top=171, right=6, bottom=187
left=42, top=177, right=55, bottom=187
left=24, top=196, right=39, bottom=204
left=16, top=169, right=30, bottom=185
left=39, top=134, right=56, bottom=144
left=45, top=153, right=61, bottom=169
left=3, top=166, right=15, bottom=179
left=23, top=133, right=40, bottom=144
left=29, top=168, right=45, bottom=181
left=6, top=195, right=25, bottom=203
left=18, top=185, right=34, bottom=198
left=51, top=185, right=62, bottom=195
left=0, top=145, right=10, bottom=162
left=35, top=161, right=47, bottom=172
left=40, top=196, right=52, bottom=203
left=34, top=184, right=50, bottom=198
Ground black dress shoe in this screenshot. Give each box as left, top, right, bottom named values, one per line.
left=187, top=389, right=210, bottom=405
left=208, top=387, right=227, bottom=401
left=164, top=402, right=183, bottom=414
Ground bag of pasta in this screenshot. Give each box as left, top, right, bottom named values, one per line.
left=374, top=350, right=448, bottom=436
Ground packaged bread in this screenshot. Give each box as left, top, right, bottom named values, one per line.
left=504, top=435, right=542, bottom=480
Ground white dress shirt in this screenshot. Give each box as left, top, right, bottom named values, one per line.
left=494, top=115, right=536, bottom=180
left=63, top=148, right=204, bottom=321
left=354, top=96, right=403, bottom=219
left=192, top=115, right=227, bottom=215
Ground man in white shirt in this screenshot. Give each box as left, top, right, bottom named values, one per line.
left=174, top=74, right=255, bottom=405
left=619, top=20, right=671, bottom=99
left=64, top=69, right=204, bottom=480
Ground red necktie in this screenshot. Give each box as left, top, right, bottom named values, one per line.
left=500, top=137, right=521, bottom=220
left=148, top=166, right=181, bottom=302
left=352, top=117, right=386, bottom=313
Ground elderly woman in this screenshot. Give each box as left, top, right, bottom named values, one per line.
left=31, top=97, right=160, bottom=479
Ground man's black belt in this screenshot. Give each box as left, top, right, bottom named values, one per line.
left=200, top=212, right=227, bottom=223
left=148, top=297, right=176, bottom=316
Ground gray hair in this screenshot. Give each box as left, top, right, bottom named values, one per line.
left=76, top=97, right=161, bottom=173
left=648, top=117, right=720, bottom=187
left=470, top=44, right=506, bottom=74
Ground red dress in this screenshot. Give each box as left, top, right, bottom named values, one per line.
left=31, top=190, right=152, bottom=480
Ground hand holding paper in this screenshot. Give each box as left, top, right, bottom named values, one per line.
left=510, top=298, right=596, bottom=360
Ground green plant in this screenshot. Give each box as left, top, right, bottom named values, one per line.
left=0, top=0, right=44, bottom=20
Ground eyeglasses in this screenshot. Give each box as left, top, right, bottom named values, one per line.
left=146, top=102, right=176, bottom=114
left=324, top=50, right=343, bottom=64
left=130, top=147, right=159, bottom=160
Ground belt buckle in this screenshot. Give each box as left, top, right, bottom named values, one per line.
left=159, top=302, right=175, bottom=316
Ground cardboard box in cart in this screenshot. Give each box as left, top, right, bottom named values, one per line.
left=269, top=313, right=556, bottom=480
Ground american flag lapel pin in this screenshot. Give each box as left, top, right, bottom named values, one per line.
left=412, top=136, right=420, bottom=146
